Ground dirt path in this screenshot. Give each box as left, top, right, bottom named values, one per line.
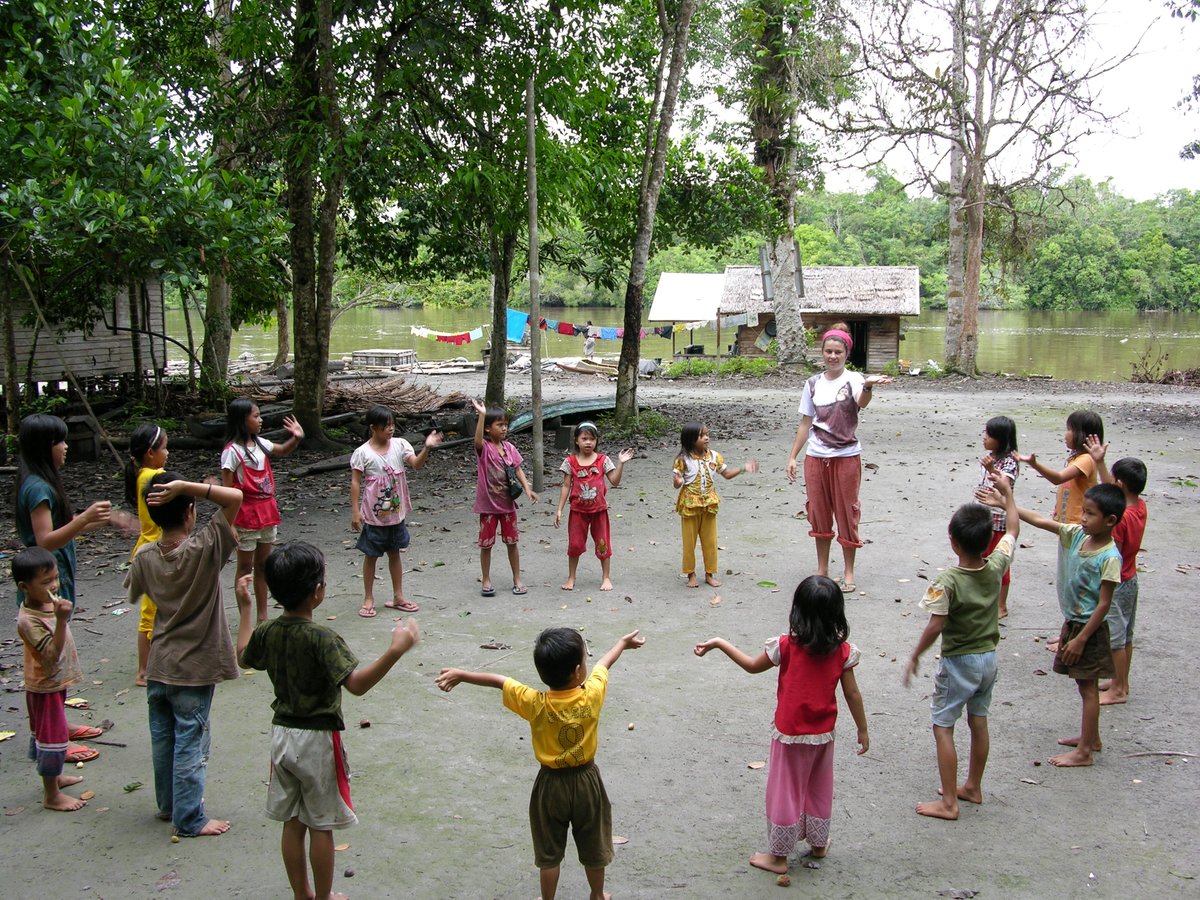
left=2, top=373, right=1197, bottom=899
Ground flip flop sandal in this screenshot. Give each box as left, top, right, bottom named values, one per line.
left=69, top=724, right=104, bottom=740
left=837, top=580, right=857, bottom=593
left=385, top=599, right=420, bottom=612
left=66, top=743, right=100, bottom=763
left=512, top=584, right=528, bottom=595
left=480, top=587, right=496, bottom=597
left=357, top=606, right=378, bottom=618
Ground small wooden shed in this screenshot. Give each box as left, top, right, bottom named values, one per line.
left=721, top=265, right=920, bottom=371
left=2, top=280, right=167, bottom=386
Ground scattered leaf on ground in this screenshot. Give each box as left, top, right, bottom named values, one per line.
left=359, top=719, right=371, bottom=728
left=756, top=581, right=777, bottom=588
left=1020, top=778, right=1041, bottom=785
left=80, top=790, right=96, bottom=800
left=123, top=782, right=143, bottom=793
left=156, top=870, right=181, bottom=890
left=747, top=761, right=765, bottom=770
left=0, top=731, right=15, bottom=742
left=937, top=891, right=978, bottom=899
left=4, top=807, right=25, bottom=816
left=335, top=843, right=350, bottom=852
left=612, top=835, right=630, bottom=845
left=709, top=596, right=721, bottom=606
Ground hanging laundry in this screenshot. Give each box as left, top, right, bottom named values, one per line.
left=616, top=327, right=625, bottom=338
left=654, top=325, right=673, bottom=338
left=557, top=321, right=575, bottom=335
left=506, top=309, right=530, bottom=343
left=436, top=332, right=471, bottom=346
left=469, top=327, right=484, bottom=342
left=538, top=317, right=548, bottom=329
left=600, top=327, right=618, bottom=341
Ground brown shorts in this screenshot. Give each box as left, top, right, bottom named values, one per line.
left=529, top=761, right=613, bottom=870
left=1052, top=620, right=1114, bottom=681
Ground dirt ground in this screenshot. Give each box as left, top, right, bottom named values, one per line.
left=1, top=371, right=1197, bottom=899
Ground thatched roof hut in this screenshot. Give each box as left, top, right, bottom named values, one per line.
left=720, top=265, right=920, bottom=370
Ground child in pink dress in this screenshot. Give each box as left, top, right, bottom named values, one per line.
left=694, top=575, right=869, bottom=879
left=471, top=399, right=538, bottom=596
left=553, top=422, right=635, bottom=592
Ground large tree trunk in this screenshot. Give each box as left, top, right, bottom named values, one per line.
left=526, top=76, right=544, bottom=493
left=944, top=1, right=970, bottom=373
left=484, top=229, right=517, bottom=409
left=615, top=0, right=696, bottom=423
left=951, top=156, right=984, bottom=374
left=767, top=231, right=807, bottom=365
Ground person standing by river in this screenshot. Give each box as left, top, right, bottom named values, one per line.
left=785, top=323, right=893, bottom=593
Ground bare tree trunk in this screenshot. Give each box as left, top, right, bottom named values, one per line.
left=615, top=0, right=696, bottom=423
left=944, top=0, right=969, bottom=372
left=526, top=76, right=544, bottom=493
left=128, top=279, right=145, bottom=400
left=484, top=230, right=517, bottom=409
left=768, top=230, right=807, bottom=364
left=272, top=292, right=290, bottom=371
left=181, top=287, right=197, bottom=393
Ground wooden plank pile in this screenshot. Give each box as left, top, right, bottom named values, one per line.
left=319, top=376, right=468, bottom=417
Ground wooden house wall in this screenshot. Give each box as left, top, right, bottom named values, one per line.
left=736, top=313, right=903, bottom=369
left=2, top=282, right=167, bottom=382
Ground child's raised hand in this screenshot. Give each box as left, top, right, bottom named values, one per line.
left=470, top=398, right=486, bottom=414
left=146, top=481, right=184, bottom=506
left=435, top=667, right=463, bottom=692
left=425, top=429, right=444, bottom=449
left=620, top=629, right=645, bottom=651
left=54, top=597, right=73, bottom=620
left=1084, top=433, right=1108, bottom=463
left=980, top=453, right=997, bottom=472
left=282, top=415, right=305, bottom=440
left=693, top=639, right=721, bottom=657
left=81, top=500, right=113, bottom=526
left=1015, top=451, right=1036, bottom=465
left=974, top=485, right=1003, bottom=508
left=233, top=574, right=253, bottom=611
left=743, top=458, right=759, bottom=475
left=390, top=618, right=420, bottom=655
left=618, top=447, right=636, bottom=464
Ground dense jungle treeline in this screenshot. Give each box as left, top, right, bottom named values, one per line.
left=377, top=171, right=1200, bottom=313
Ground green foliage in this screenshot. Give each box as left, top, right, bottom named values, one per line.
left=595, top=408, right=674, bottom=442
left=663, top=356, right=778, bottom=378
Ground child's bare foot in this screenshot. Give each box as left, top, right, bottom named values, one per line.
left=809, top=843, right=829, bottom=858
left=1099, top=687, right=1128, bottom=705
left=705, top=573, right=722, bottom=587
left=599, top=578, right=613, bottom=591
left=1098, top=678, right=1113, bottom=691
left=686, top=573, right=699, bottom=588
left=1057, top=735, right=1102, bottom=751
left=195, top=818, right=231, bottom=836
left=1049, top=747, right=1094, bottom=767
left=937, top=784, right=983, bottom=804
left=57, top=774, right=84, bottom=788
left=561, top=578, right=575, bottom=591
left=1045, top=639, right=1059, bottom=653
left=916, top=798, right=959, bottom=819
left=43, top=791, right=86, bottom=811
left=749, top=852, right=788, bottom=874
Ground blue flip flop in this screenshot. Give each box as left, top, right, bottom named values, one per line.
left=481, top=586, right=496, bottom=597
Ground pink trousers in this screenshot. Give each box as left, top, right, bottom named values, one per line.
left=804, top=455, right=863, bottom=549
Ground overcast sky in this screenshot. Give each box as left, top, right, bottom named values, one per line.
left=1079, top=0, right=1200, bottom=199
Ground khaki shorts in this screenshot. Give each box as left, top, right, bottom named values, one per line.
left=1052, top=620, right=1115, bottom=681
left=529, top=761, right=613, bottom=869
left=266, top=726, right=357, bottom=830
left=237, top=525, right=278, bottom=552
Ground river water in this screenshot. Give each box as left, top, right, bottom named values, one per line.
left=165, top=305, right=1200, bottom=383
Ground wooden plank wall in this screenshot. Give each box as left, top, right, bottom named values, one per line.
left=737, top=314, right=902, bottom=371
left=1, top=281, right=167, bottom=382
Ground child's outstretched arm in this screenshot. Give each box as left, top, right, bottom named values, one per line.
left=606, top=447, right=636, bottom=487
left=345, top=619, right=420, bottom=696
left=597, top=629, right=645, bottom=672
left=1084, top=434, right=1113, bottom=485
left=786, top=416, right=814, bottom=483
left=840, top=668, right=870, bottom=754
left=903, top=614, right=947, bottom=687
left=29, top=499, right=112, bottom=552
left=147, top=480, right=244, bottom=529
left=554, top=474, right=572, bottom=528
left=976, top=471, right=1019, bottom=540
left=471, top=398, right=487, bottom=452
left=1017, top=450, right=1085, bottom=486
left=435, top=668, right=507, bottom=692
left=693, top=638, right=773, bottom=674
left=1015, top=504, right=1060, bottom=534
left=408, top=430, right=443, bottom=470
left=720, top=457, right=759, bottom=480
left=274, top=415, right=306, bottom=457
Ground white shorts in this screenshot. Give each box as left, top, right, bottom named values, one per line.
left=265, top=726, right=358, bottom=830
left=237, top=525, right=278, bottom=552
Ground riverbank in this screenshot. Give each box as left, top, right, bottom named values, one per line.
left=1, top=373, right=1197, bottom=899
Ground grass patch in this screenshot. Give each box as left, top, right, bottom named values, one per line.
left=595, top=408, right=675, bottom=442
left=663, top=357, right=779, bottom=379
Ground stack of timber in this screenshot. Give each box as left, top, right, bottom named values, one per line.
left=318, top=376, right=467, bottom=417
